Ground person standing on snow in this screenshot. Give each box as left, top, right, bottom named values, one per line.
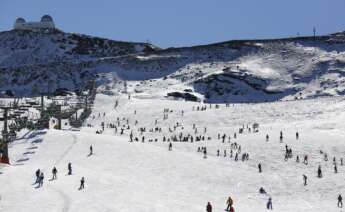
left=226, top=196, right=234, bottom=210
left=79, top=177, right=85, bottom=190
left=267, top=197, right=273, bottom=210
left=303, top=175, right=307, bottom=186
left=89, top=145, right=93, bottom=156
left=168, top=143, right=172, bottom=151
left=52, top=167, right=58, bottom=180
left=35, top=169, right=41, bottom=184
left=258, top=163, right=262, bottom=173
left=338, top=194, right=343, bottom=208
left=68, top=162, right=72, bottom=175
left=317, top=165, right=322, bottom=178
left=39, top=172, right=44, bottom=187
left=206, top=202, right=212, bottom=212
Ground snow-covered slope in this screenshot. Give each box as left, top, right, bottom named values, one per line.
left=2, top=91, right=345, bottom=211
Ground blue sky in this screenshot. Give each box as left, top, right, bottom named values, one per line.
left=1, top=0, right=344, bottom=48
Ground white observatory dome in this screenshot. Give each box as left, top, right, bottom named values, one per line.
left=41, top=15, right=53, bottom=22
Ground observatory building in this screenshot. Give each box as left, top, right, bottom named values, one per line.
left=14, top=15, right=55, bottom=31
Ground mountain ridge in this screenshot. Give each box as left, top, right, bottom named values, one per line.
left=1, top=29, right=345, bottom=102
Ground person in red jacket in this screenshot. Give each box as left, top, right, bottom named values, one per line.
left=206, top=202, right=212, bottom=212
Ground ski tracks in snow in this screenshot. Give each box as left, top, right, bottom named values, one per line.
left=53, top=133, right=78, bottom=167
left=48, top=132, right=78, bottom=212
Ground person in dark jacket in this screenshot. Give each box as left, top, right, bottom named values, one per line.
left=338, top=194, right=343, bottom=208
left=79, top=177, right=85, bottom=190
left=89, top=145, right=93, bottom=156
left=267, top=197, right=273, bottom=210
left=52, top=167, right=58, bottom=180
left=35, top=169, right=41, bottom=183
left=206, top=202, right=212, bottom=212
left=68, top=162, right=72, bottom=175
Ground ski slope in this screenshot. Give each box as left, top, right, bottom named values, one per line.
left=2, top=91, right=345, bottom=211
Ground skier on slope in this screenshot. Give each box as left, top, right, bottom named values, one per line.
left=68, top=162, right=72, bottom=175
left=89, top=145, right=93, bottom=156
left=52, top=167, right=58, bottom=180
left=168, top=142, right=172, bottom=151
left=79, top=177, right=85, bottom=190
left=226, top=196, right=234, bottom=210
left=303, top=155, right=308, bottom=165
left=203, top=147, right=207, bottom=159
left=338, top=194, right=343, bottom=208
left=206, top=202, right=212, bottom=212
left=267, top=197, right=273, bottom=210
left=35, top=169, right=41, bottom=184
left=258, top=163, right=262, bottom=173
left=317, top=165, right=322, bottom=178
left=38, top=172, right=44, bottom=187
left=303, top=174, right=307, bottom=186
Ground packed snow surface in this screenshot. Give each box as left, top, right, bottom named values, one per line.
left=1, top=90, right=345, bottom=211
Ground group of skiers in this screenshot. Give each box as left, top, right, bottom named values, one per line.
left=33, top=145, right=93, bottom=190
left=35, top=169, right=44, bottom=187
left=34, top=162, right=84, bottom=190
left=206, top=196, right=235, bottom=212
left=86, top=100, right=345, bottom=210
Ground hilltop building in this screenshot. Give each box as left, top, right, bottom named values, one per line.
left=14, top=15, right=55, bottom=31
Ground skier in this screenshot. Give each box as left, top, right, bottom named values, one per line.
left=317, top=165, right=322, bottom=178
left=52, top=167, right=58, bottom=180
left=68, top=162, right=72, bottom=175
left=266, top=134, right=269, bottom=142
left=226, top=196, right=233, bottom=211
left=267, top=197, right=273, bottom=210
left=168, top=143, right=172, bottom=151
left=303, top=174, right=307, bottom=186
left=206, top=202, right=212, bottom=212
left=89, top=145, right=93, bottom=156
left=338, top=194, right=343, bottom=208
left=39, top=172, right=44, bottom=187
left=203, top=148, right=207, bottom=159
left=303, top=155, right=308, bottom=165
left=334, top=164, right=338, bottom=173
left=258, top=163, right=262, bottom=173
left=79, top=177, right=85, bottom=190
left=35, top=169, right=41, bottom=184
left=259, top=187, right=266, bottom=194
left=296, top=131, right=299, bottom=140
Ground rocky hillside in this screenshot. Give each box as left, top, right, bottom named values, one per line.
left=0, top=29, right=157, bottom=68
left=1, top=29, right=345, bottom=102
